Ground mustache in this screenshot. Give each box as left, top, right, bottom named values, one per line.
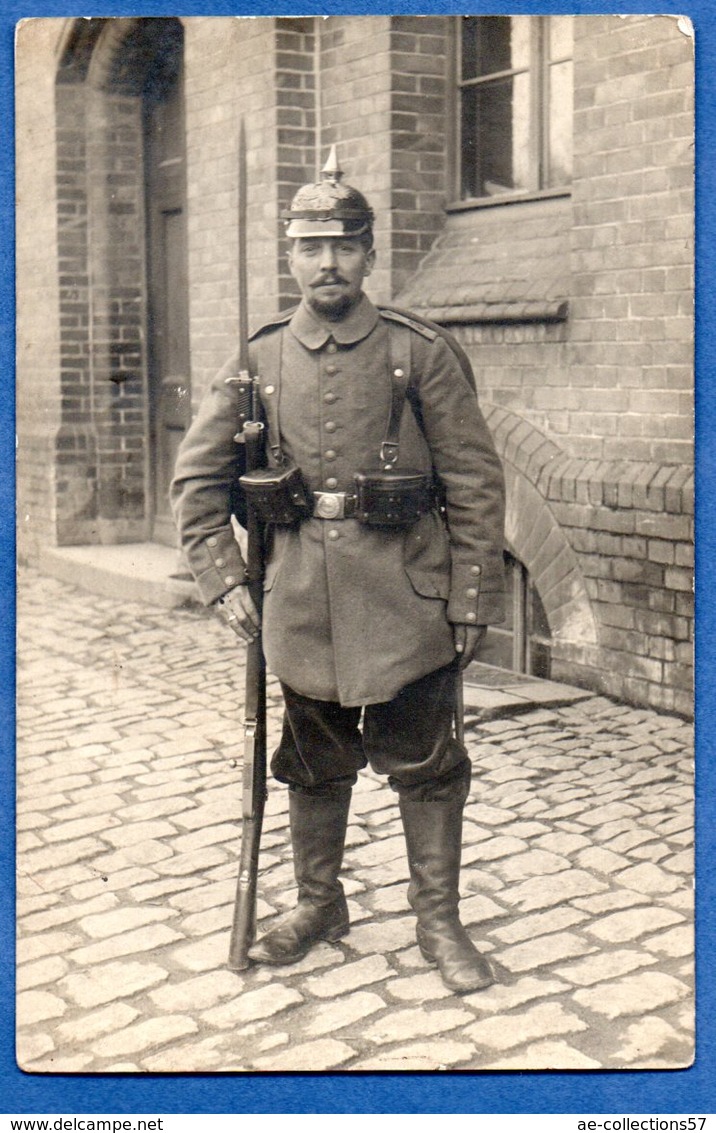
left=312, top=273, right=348, bottom=287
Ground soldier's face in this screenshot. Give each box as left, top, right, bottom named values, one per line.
left=288, top=236, right=375, bottom=320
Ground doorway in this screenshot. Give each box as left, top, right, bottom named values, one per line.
left=143, top=22, right=190, bottom=545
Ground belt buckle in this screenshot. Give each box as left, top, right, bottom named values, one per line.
left=314, top=491, right=345, bottom=520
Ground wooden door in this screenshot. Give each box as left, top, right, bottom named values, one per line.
left=144, top=30, right=190, bottom=545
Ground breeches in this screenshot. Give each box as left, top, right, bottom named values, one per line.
left=271, top=658, right=469, bottom=797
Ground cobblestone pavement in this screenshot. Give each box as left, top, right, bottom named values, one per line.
left=16, top=566, right=694, bottom=1073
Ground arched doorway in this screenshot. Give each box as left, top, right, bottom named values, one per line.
left=54, top=17, right=190, bottom=548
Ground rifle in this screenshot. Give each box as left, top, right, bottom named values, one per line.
left=228, top=121, right=267, bottom=971
left=454, top=673, right=465, bottom=747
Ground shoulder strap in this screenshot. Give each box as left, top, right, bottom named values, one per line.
left=381, top=321, right=412, bottom=467
left=249, top=307, right=295, bottom=342
left=379, top=304, right=437, bottom=341
left=253, top=327, right=284, bottom=465
left=379, top=303, right=476, bottom=394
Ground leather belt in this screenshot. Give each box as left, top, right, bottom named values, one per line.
left=312, top=491, right=357, bottom=519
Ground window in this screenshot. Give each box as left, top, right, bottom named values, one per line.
left=456, top=15, right=573, bottom=203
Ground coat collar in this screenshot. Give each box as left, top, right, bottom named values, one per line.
left=289, top=293, right=379, bottom=350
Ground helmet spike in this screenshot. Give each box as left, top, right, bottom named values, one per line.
left=321, top=144, right=343, bottom=184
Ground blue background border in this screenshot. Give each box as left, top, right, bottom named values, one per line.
left=3, top=0, right=713, bottom=1115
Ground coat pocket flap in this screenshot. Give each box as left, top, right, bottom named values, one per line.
left=403, top=511, right=450, bottom=600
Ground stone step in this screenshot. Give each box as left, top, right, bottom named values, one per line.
left=39, top=543, right=198, bottom=609
left=462, top=662, right=592, bottom=719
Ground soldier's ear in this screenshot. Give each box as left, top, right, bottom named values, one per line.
left=364, top=248, right=376, bottom=276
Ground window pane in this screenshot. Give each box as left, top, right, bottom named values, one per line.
left=461, top=72, right=531, bottom=197
left=549, top=15, right=573, bottom=62
left=510, top=17, right=532, bottom=72
left=547, top=58, right=573, bottom=186
left=461, top=15, right=531, bottom=81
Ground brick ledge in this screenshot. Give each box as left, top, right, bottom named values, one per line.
left=484, top=405, right=694, bottom=515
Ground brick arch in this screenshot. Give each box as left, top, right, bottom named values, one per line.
left=484, top=406, right=598, bottom=647
left=57, top=18, right=184, bottom=91
left=86, top=18, right=184, bottom=95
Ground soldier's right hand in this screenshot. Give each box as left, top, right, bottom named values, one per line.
left=216, top=585, right=261, bottom=643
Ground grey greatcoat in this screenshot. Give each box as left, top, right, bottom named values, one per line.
left=171, top=294, right=506, bottom=708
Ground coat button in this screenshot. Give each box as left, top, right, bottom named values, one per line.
left=324, top=421, right=337, bottom=433
left=466, top=587, right=477, bottom=598
left=216, top=557, right=225, bottom=568
left=325, top=365, right=337, bottom=376
left=325, top=449, right=337, bottom=461
left=208, top=536, right=218, bottom=547
left=470, top=565, right=482, bottom=576
left=324, top=391, right=336, bottom=403
left=264, top=385, right=275, bottom=395
left=326, top=342, right=337, bottom=354
left=326, top=477, right=338, bottom=489
left=328, top=529, right=340, bottom=540
left=465, top=612, right=477, bottom=623
left=225, top=575, right=237, bottom=586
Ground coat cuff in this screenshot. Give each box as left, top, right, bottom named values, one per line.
left=188, top=529, right=248, bottom=606
left=447, top=549, right=506, bottom=626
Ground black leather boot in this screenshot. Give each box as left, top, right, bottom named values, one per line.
left=248, top=786, right=351, bottom=965
left=398, top=770, right=495, bottom=993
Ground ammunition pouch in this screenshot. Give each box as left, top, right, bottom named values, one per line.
left=353, top=468, right=434, bottom=527
left=241, top=464, right=434, bottom=529
left=239, top=465, right=313, bottom=525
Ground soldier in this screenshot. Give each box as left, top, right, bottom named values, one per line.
left=171, top=149, right=506, bottom=993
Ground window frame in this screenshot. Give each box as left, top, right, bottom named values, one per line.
left=449, top=15, right=573, bottom=211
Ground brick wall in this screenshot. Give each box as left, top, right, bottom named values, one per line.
left=488, top=407, right=693, bottom=716
left=275, top=18, right=316, bottom=310
left=436, top=15, right=694, bottom=714
left=569, top=14, right=693, bottom=464
left=184, top=17, right=287, bottom=401
left=564, top=14, right=693, bottom=711
left=388, top=16, right=450, bottom=295
left=16, top=19, right=66, bottom=562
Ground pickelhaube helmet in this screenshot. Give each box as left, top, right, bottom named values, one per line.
left=281, top=145, right=374, bottom=239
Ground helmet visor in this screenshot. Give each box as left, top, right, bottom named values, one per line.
left=284, top=217, right=371, bottom=238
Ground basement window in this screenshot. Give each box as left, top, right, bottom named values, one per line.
left=480, top=552, right=552, bottom=678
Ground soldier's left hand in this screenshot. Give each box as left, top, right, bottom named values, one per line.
left=454, top=624, right=486, bottom=670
